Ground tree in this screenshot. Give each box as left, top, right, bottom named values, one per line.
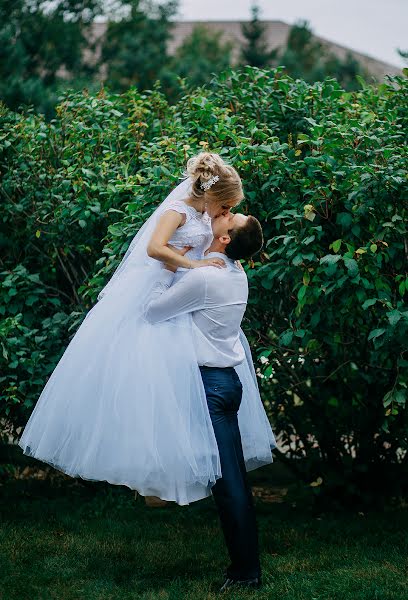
left=276, top=19, right=325, bottom=79
left=0, top=0, right=102, bottom=116
left=274, top=20, right=369, bottom=90
left=168, top=24, right=234, bottom=92
left=240, top=3, right=278, bottom=67
left=101, top=0, right=178, bottom=93
left=324, top=51, right=366, bottom=91
left=397, top=48, right=408, bottom=65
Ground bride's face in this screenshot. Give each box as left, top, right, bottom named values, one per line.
left=211, top=212, right=248, bottom=239
left=206, top=198, right=239, bottom=219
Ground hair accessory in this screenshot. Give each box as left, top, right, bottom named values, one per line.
left=200, top=174, right=219, bottom=191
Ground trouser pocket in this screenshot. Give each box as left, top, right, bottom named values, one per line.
left=204, top=372, right=242, bottom=414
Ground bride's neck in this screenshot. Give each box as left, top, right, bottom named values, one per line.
left=185, top=196, right=206, bottom=213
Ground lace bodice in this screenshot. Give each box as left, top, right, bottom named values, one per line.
left=163, top=199, right=213, bottom=262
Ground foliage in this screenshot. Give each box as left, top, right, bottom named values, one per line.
left=1, top=67, right=407, bottom=506
left=0, top=88, right=169, bottom=432
left=101, top=0, right=178, bottom=93
left=240, top=3, right=278, bottom=68
left=0, top=0, right=102, bottom=117
left=167, top=24, right=234, bottom=96
left=397, top=48, right=408, bottom=65
left=0, top=2, right=382, bottom=117
left=273, top=20, right=370, bottom=91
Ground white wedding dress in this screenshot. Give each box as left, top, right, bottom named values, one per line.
left=18, top=177, right=277, bottom=505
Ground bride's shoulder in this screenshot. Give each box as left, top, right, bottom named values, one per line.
left=163, top=199, right=191, bottom=217
left=163, top=199, right=207, bottom=228
left=165, top=198, right=189, bottom=209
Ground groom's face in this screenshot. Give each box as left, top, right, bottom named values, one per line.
left=212, top=212, right=248, bottom=241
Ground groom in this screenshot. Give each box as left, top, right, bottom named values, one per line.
left=145, top=212, right=264, bottom=592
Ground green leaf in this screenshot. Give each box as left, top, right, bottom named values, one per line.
left=331, top=239, right=342, bottom=253
left=292, top=255, right=304, bottom=266
left=344, top=257, right=359, bottom=277
left=367, top=328, right=386, bottom=341
left=383, top=391, right=393, bottom=408
left=261, top=278, right=273, bottom=290
left=297, top=285, right=307, bottom=302
left=362, top=298, right=377, bottom=310
left=280, top=331, right=293, bottom=346
left=395, top=390, right=406, bottom=406
left=328, top=397, right=339, bottom=407
left=310, top=311, right=321, bottom=327
left=386, top=310, right=401, bottom=326
left=320, top=254, right=341, bottom=266
left=25, top=295, right=39, bottom=307
left=303, top=235, right=315, bottom=245
left=264, top=365, right=274, bottom=378
left=303, top=270, right=310, bottom=285
left=336, top=212, right=353, bottom=228
left=258, top=349, right=272, bottom=359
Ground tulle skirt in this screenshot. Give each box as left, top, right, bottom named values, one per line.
left=18, top=265, right=277, bottom=505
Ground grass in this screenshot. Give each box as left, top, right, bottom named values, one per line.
left=0, top=462, right=407, bottom=600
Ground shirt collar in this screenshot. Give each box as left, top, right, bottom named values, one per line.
left=205, top=251, right=236, bottom=268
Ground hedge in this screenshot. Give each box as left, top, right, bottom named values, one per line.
left=1, top=66, right=407, bottom=506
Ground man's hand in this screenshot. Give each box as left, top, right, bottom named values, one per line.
left=235, top=260, right=245, bottom=272
left=164, top=244, right=192, bottom=272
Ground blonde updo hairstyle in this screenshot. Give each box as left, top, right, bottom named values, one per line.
left=183, top=152, right=244, bottom=208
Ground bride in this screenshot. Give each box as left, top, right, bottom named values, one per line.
left=18, top=151, right=276, bottom=505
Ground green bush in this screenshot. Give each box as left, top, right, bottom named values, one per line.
left=1, top=67, right=407, bottom=506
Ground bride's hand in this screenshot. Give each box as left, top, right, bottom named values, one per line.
left=165, top=245, right=225, bottom=269
left=189, top=257, right=226, bottom=269
left=164, top=244, right=192, bottom=272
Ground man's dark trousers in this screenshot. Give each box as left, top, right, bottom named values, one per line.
left=199, top=365, right=261, bottom=581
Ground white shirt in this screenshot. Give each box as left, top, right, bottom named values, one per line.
left=144, top=252, right=248, bottom=367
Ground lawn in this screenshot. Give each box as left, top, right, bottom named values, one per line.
left=0, top=461, right=407, bottom=600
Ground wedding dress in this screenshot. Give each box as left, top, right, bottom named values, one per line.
left=18, top=176, right=277, bottom=505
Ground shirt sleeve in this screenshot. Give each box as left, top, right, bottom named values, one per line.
left=144, top=268, right=207, bottom=324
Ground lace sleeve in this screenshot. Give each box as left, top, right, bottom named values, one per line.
left=162, top=200, right=191, bottom=224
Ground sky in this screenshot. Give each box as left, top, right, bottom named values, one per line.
left=179, top=0, right=407, bottom=68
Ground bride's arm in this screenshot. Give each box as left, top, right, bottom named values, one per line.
left=147, top=211, right=190, bottom=268
left=147, top=211, right=225, bottom=269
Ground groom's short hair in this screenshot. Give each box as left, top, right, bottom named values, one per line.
left=225, top=216, right=264, bottom=260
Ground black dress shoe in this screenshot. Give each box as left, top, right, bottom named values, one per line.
left=219, top=576, right=262, bottom=593
left=222, top=567, right=261, bottom=580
